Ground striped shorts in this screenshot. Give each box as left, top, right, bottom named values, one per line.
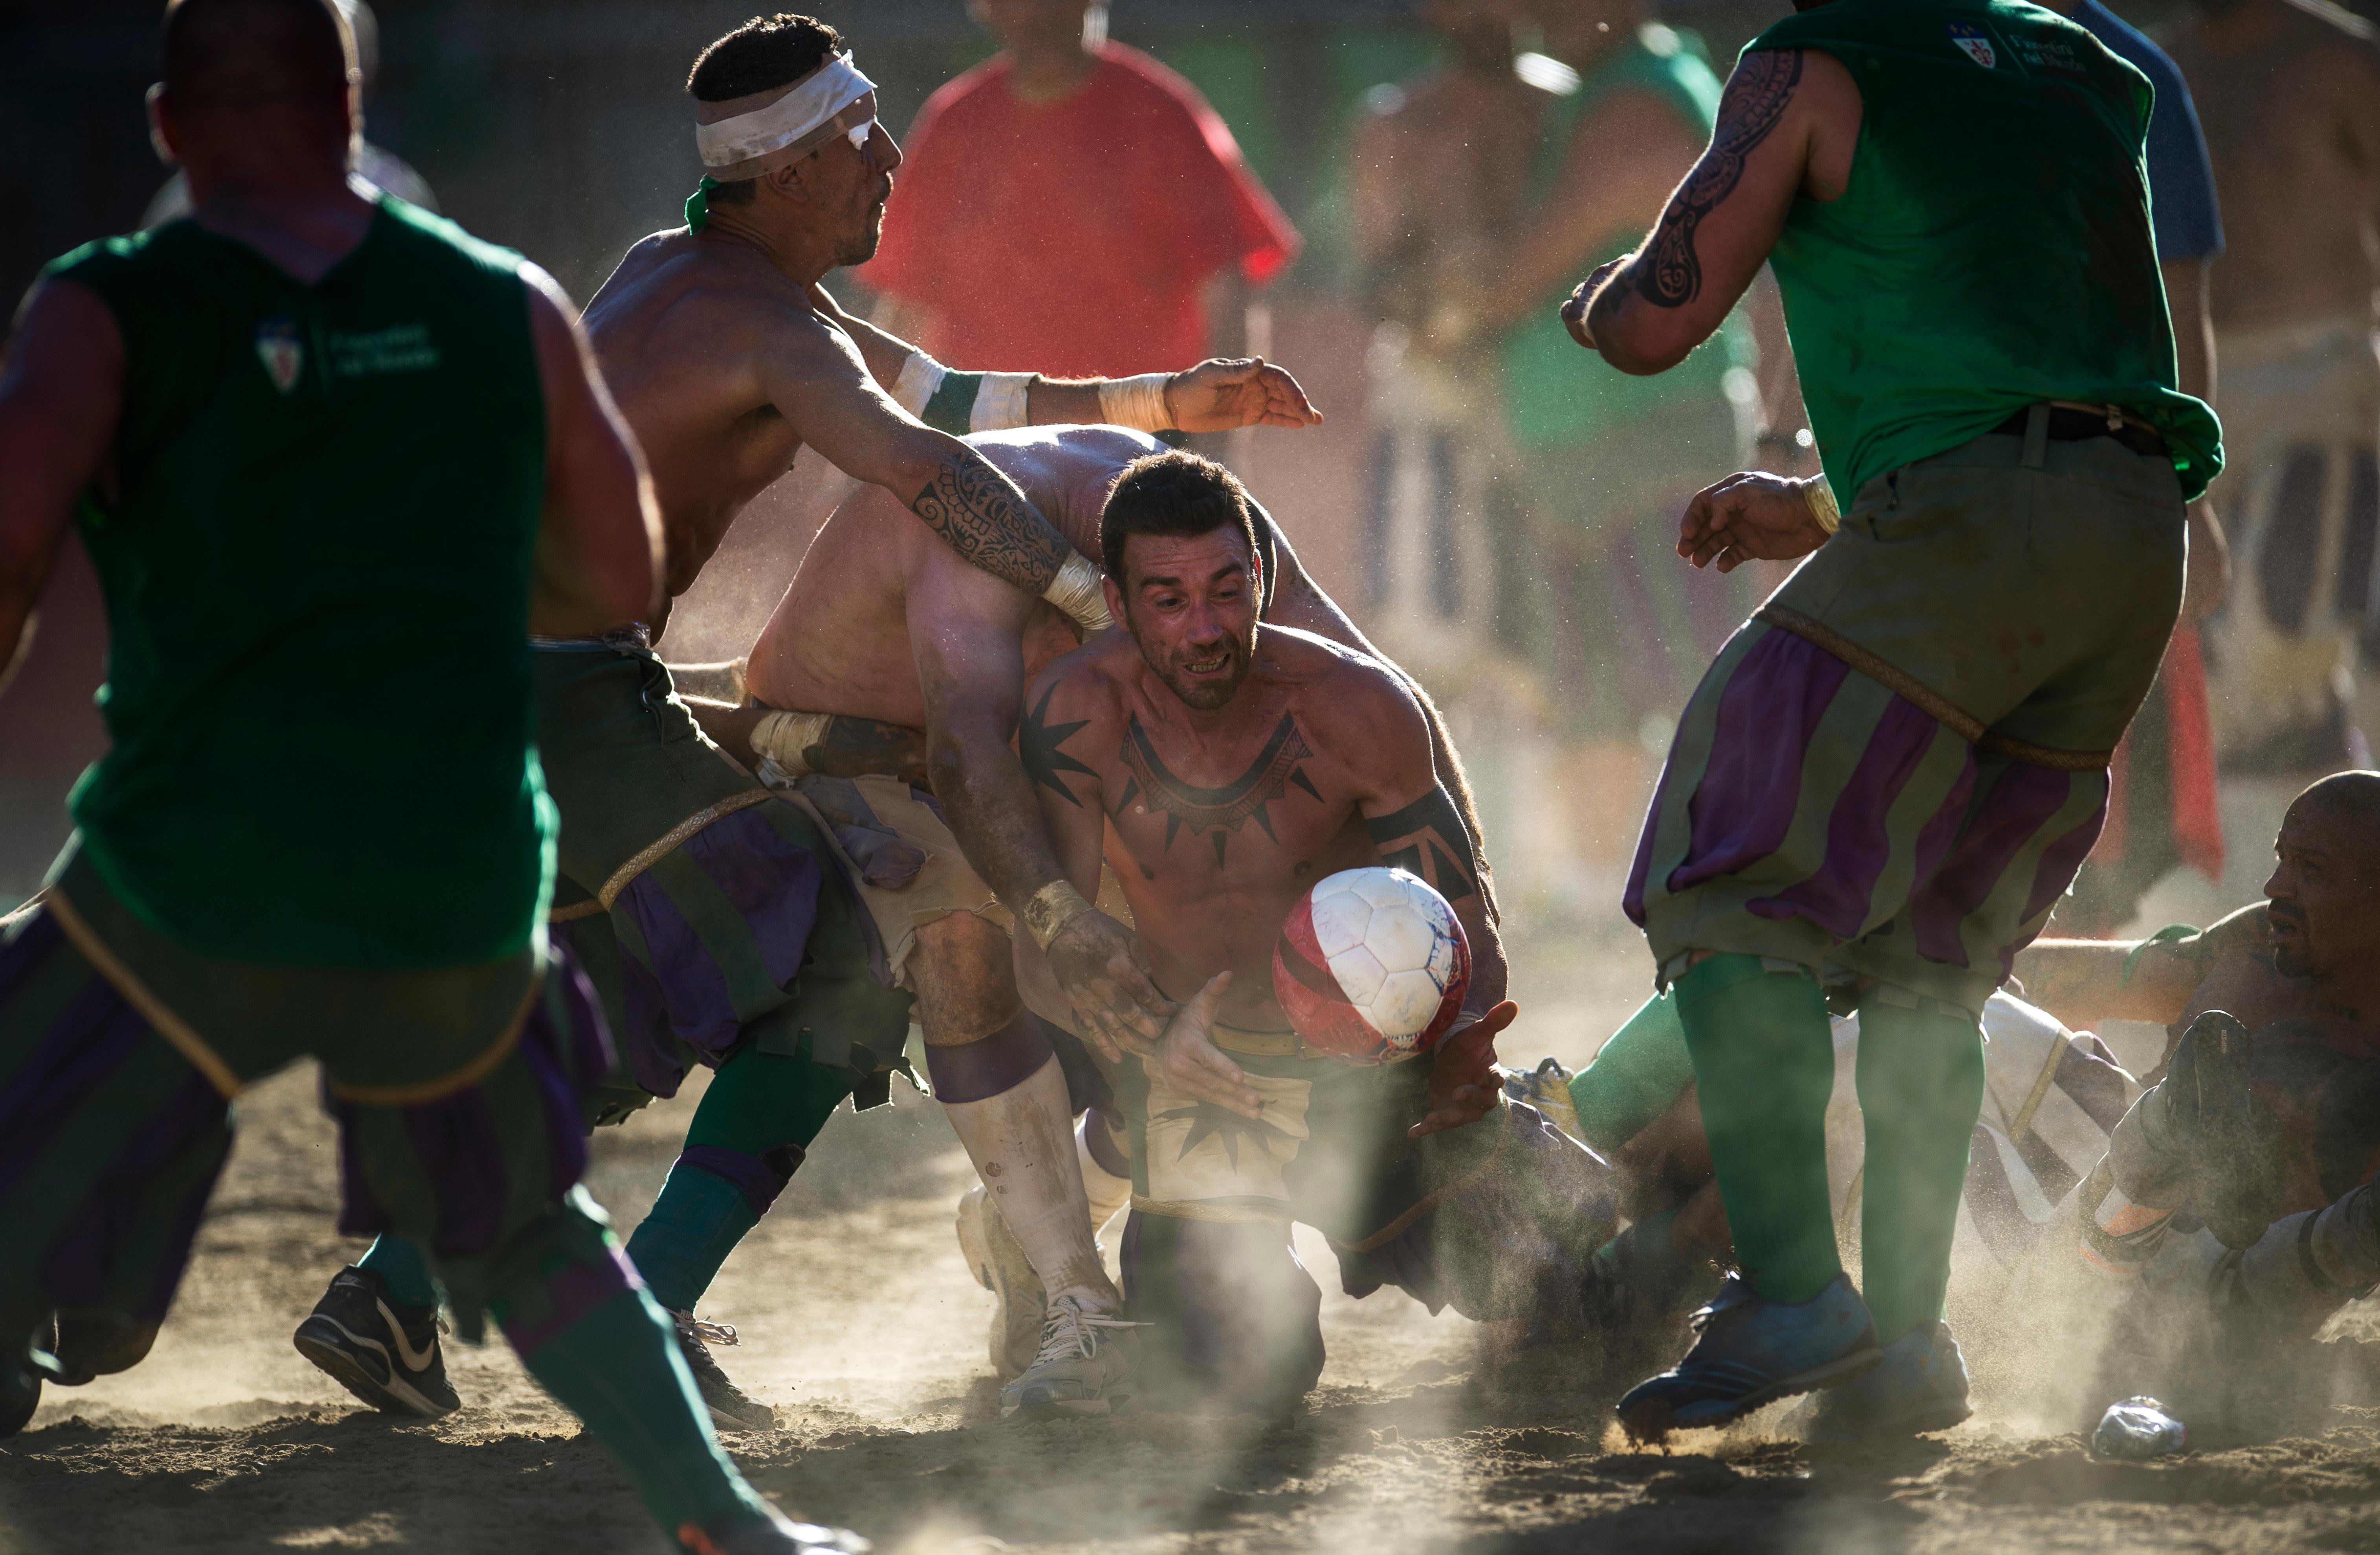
left=1627, top=424, right=2188, bottom=1013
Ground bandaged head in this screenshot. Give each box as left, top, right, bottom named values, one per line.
left=696, top=53, right=878, bottom=181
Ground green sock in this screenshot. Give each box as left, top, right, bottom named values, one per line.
left=1854, top=993, right=1985, bottom=1345
left=1568, top=990, right=1700, bottom=1154
left=1672, top=954, right=1842, bottom=1304
left=623, top=1037, right=854, bottom=1315
left=357, top=1235, right=439, bottom=1309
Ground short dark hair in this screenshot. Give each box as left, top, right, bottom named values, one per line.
left=1100, top=451, right=1261, bottom=590
left=687, top=13, right=842, bottom=102
left=163, top=0, right=351, bottom=109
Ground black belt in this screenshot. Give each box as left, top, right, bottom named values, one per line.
left=1990, top=404, right=2166, bottom=459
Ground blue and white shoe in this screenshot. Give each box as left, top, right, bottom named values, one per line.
left=1787, top=1321, right=1972, bottom=1443
left=1617, top=1271, right=1881, bottom=1441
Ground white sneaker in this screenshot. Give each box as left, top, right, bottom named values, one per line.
left=956, top=1185, right=1047, bottom=1381
left=997, top=1294, right=1142, bottom=1420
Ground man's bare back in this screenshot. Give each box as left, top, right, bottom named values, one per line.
left=2166, top=0, right=2380, bottom=333
left=744, top=425, right=1148, bottom=726
left=1027, top=621, right=1491, bottom=1037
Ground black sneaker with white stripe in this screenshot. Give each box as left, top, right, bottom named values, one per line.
left=293, top=1266, right=460, bottom=1419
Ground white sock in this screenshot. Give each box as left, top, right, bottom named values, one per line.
left=1077, top=1114, right=1132, bottom=1238
left=941, top=1055, right=1116, bottom=1311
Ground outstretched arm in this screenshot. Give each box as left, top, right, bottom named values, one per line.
left=2013, top=904, right=2267, bottom=1029
left=0, top=279, right=119, bottom=697
left=812, top=282, right=1320, bottom=433
left=1564, top=46, right=1859, bottom=375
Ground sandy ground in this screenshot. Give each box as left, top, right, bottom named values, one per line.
left=7, top=918, right=2380, bottom=1555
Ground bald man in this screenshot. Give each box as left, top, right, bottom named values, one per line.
left=0, top=3, right=847, bottom=1551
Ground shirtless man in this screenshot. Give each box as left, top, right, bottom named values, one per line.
left=293, top=12, right=1318, bottom=1429
left=2011, top=772, right=2380, bottom=1411
left=2165, top=0, right=2380, bottom=767
left=1013, top=451, right=1618, bottom=1413
left=699, top=425, right=1490, bottom=1413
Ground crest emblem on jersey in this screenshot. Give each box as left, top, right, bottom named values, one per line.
left=254, top=317, right=304, bottom=394
left=1947, top=21, right=1996, bottom=68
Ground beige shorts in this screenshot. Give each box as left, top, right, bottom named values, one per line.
left=765, top=771, right=1130, bottom=993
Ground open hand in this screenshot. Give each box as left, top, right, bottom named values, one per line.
left=1677, top=471, right=1834, bottom=573
left=1151, top=972, right=1266, bottom=1120
left=1408, top=1000, right=1518, bottom=1138
left=1047, top=908, right=1174, bottom=1061
left=1165, top=358, right=1323, bottom=432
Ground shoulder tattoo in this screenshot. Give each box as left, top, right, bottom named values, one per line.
left=1021, top=681, right=1100, bottom=807
left=1366, top=786, right=1479, bottom=902
left=1636, top=47, right=1802, bottom=309
left=1120, top=711, right=1324, bottom=866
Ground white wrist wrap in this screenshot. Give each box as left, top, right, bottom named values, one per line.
left=891, top=351, right=948, bottom=417
left=1801, top=477, right=1842, bottom=535
left=1098, top=372, right=1174, bottom=432
left=1043, top=551, right=1113, bottom=634
left=970, top=372, right=1035, bottom=433
left=749, top=709, right=834, bottom=786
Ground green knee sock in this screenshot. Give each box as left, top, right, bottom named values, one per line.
left=357, top=1235, right=439, bottom=1309
left=1673, top=954, right=1841, bottom=1304
left=1568, top=990, right=1700, bottom=1154
left=514, top=1281, right=769, bottom=1537
left=624, top=1037, right=854, bottom=1315
left=1854, top=994, right=1985, bottom=1345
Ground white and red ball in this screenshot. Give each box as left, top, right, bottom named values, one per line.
left=1272, top=867, right=1469, bottom=1064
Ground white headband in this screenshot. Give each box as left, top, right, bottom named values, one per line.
left=695, top=55, right=878, bottom=177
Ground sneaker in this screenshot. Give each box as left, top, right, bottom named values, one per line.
left=293, top=1266, right=460, bottom=1419
left=672, top=1313, right=779, bottom=1432
left=51, top=1312, right=159, bottom=1385
left=675, top=1505, right=869, bottom=1554
left=957, top=1185, right=1046, bottom=1380
left=1616, top=1271, right=1881, bottom=1442
left=0, top=1318, right=52, bottom=1439
left=1504, top=1057, right=1583, bottom=1145
left=1787, top=1321, right=1972, bottom=1443
left=997, top=1294, right=1142, bottom=1419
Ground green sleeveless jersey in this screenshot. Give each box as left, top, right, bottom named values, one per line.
left=1746, top=0, right=2222, bottom=503
left=44, top=198, right=556, bottom=968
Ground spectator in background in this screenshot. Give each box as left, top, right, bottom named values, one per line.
left=2042, top=0, right=2230, bottom=935
left=141, top=0, right=435, bottom=228
left=861, top=0, right=1300, bottom=378
left=2165, top=0, right=2380, bottom=772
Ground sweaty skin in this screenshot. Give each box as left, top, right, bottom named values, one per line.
left=1021, top=539, right=1512, bottom=1135
left=2017, top=781, right=2380, bottom=1216
left=2162, top=0, right=2380, bottom=336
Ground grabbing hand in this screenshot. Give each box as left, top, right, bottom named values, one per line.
left=1560, top=258, right=1629, bottom=351
left=1677, top=471, right=1834, bottom=573
left=1047, top=908, right=1174, bottom=1061
left=1152, top=972, right=1266, bottom=1120
left=1408, top=1000, right=1518, bottom=1139
left=1165, top=358, right=1323, bottom=432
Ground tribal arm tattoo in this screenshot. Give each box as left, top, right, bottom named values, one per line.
left=911, top=446, right=1072, bottom=598
left=1364, top=787, right=1480, bottom=904
left=1636, top=48, right=1802, bottom=308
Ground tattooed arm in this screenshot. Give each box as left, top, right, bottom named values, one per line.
left=762, top=308, right=1076, bottom=596
left=1563, top=46, right=1862, bottom=375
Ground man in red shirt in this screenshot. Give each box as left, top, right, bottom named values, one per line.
left=861, top=0, right=1301, bottom=377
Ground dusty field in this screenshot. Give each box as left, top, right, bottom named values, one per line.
left=6, top=924, right=2380, bottom=1555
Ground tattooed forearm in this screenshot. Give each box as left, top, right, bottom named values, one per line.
left=1366, top=786, right=1480, bottom=901
left=1636, top=48, right=1802, bottom=308
left=911, top=449, right=1072, bottom=596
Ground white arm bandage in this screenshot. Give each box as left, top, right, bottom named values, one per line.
left=970, top=372, right=1035, bottom=433
left=1043, top=552, right=1113, bottom=634
left=892, top=351, right=948, bottom=418
left=1098, top=372, right=1175, bottom=433
left=749, top=709, right=836, bottom=788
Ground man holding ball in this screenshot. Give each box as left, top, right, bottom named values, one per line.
left=1016, top=451, right=1618, bottom=1414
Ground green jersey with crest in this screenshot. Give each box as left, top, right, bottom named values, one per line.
left=1745, top=0, right=2223, bottom=503
left=43, top=197, right=555, bottom=968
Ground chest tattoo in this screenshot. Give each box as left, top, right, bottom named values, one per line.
left=1119, top=711, right=1323, bottom=865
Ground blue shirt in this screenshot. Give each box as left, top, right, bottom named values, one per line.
left=2071, top=0, right=2225, bottom=261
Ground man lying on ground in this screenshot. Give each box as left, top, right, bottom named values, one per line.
left=1011, top=451, right=1618, bottom=1415
left=292, top=11, right=1322, bottom=1432
left=2008, top=772, right=2380, bottom=1414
